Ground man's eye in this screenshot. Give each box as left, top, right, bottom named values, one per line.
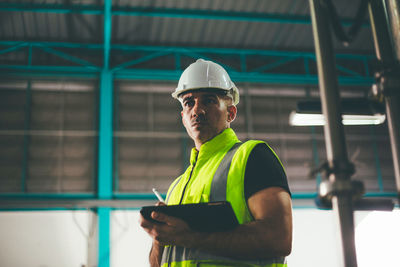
left=184, top=100, right=194, bottom=107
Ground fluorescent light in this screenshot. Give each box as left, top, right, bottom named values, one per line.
left=289, top=111, right=386, bottom=126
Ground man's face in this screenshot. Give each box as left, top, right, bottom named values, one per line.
left=180, top=90, right=236, bottom=148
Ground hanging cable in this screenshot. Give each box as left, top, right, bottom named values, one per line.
left=324, top=0, right=369, bottom=46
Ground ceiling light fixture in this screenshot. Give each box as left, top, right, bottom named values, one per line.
left=289, top=98, right=386, bottom=126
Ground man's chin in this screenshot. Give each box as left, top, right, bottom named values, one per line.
left=192, top=131, right=217, bottom=143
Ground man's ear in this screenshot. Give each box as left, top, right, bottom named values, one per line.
left=227, top=105, right=237, bottom=123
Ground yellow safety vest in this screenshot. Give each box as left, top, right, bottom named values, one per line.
left=162, top=128, right=287, bottom=267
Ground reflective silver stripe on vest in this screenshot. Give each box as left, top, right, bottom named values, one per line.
left=162, top=245, right=286, bottom=266
left=166, top=176, right=183, bottom=204
left=209, top=142, right=242, bottom=202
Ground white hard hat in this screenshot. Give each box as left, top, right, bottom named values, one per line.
left=172, top=59, right=239, bottom=105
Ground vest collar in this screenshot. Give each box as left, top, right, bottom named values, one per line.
left=189, top=128, right=239, bottom=164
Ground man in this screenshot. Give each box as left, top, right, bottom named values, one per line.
left=140, top=59, right=292, bottom=267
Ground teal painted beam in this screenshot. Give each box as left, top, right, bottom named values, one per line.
left=0, top=3, right=103, bottom=14
left=2, top=192, right=395, bottom=200
left=114, top=69, right=375, bottom=85
left=97, top=70, right=113, bottom=267
left=111, top=50, right=172, bottom=71
left=0, top=42, right=28, bottom=55
left=336, top=63, right=363, bottom=77
left=175, top=53, right=181, bottom=70
left=251, top=56, right=300, bottom=73
left=0, top=193, right=96, bottom=199
left=0, top=41, right=103, bottom=49
left=0, top=71, right=99, bottom=79
left=98, top=70, right=113, bottom=199
left=0, top=40, right=375, bottom=60
left=98, top=3, right=113, bottom=265
left=103, top=0, right=112, bottom=70
left=98, top=207, right=111, bottom=267
left=0, top=192, right=397, bottom=211
left=0, top=3, right=369, bottom=26
left=37, top=45, right=99, bottom=69
left=0, top=65, right=374, bottom=85
left=0, top=65, right=99, bottom=73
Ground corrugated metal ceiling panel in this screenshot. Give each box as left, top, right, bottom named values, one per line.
left=0, top=0, right=374, bottom=53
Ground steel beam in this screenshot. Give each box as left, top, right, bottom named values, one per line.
left=0, top=40, right=375, bottom=85
left=0, top=192, right=396, bottom=210
left=37, top=45, right=99, bottom=69
left=0, top=40, right=376, bottom=59
left=368, top=0, right=400, bottom=204
left=96, top=70, right=113, bottom=267
left=309, top=1, right=358, bottom=266
left=98, top=70, right=113, bottom=200
left=0, top=67, right=375, bottom=86
left=95, top=1, right=113, bottom=266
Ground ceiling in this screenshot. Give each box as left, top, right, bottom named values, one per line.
left=0, top=0, right=376, bottom=83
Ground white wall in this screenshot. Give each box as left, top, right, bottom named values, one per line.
left=1, top=209, right=399, bottom=267
left=111, top=210, right=152, bottom=267
left=0, top=210, right=89, bottom=267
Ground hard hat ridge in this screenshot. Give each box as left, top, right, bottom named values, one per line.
left=172, top=59, right=240, bottom=105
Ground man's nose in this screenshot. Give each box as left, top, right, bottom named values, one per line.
left=192, top=101, right=206, bottom=117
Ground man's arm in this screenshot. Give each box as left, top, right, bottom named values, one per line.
left=140, top=201, right=166, bottom=267
left=149, top=241, right=163, bottom=267
left=142, top=186, right=292, bottom=260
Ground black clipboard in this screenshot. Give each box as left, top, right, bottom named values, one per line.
left=140, top=201, right=239, bottom=232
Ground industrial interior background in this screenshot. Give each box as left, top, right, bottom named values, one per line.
left=0, top=0, right=398, bottom=267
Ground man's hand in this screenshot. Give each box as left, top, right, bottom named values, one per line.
left=139, top=201, right=167, bottom=267
left=140, top=207, right=197, bottom=247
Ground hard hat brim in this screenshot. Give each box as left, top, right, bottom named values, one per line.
left=172, top=86, right=239, bottom=105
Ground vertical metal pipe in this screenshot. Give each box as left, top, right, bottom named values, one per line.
left=368, top=0, right=396, bottom=64
left=386, top=0, right=400, bottom=61
left=385, top=97, right=400, bottom=200
left=368, top=0, right=400, bottom=203
left=308, top=1, right=358, bottom=266
left=385, top=0, right=400, bottom=202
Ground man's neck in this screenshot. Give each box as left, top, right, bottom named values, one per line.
left=193, top=127, right=230, bottom=151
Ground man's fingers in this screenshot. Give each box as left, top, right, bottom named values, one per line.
left=151, top=211, right=186, bottom=227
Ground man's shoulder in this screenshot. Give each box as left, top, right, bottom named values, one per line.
left=238, top=140, right=266, bottom=153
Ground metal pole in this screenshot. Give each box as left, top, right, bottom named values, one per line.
left=368, top=0, right=400, bottom=204
left=308, top=1, right=358, bottom=266
left=386, top=0, right=400, bottom=61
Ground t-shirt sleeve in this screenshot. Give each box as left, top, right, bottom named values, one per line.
left=244, top=143, right=291, bottom=200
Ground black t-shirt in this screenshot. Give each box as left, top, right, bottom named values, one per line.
left=244, top=143, right=291, bottom=200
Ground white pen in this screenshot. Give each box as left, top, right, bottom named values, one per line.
left=152, top=188, right=165, bottom=202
